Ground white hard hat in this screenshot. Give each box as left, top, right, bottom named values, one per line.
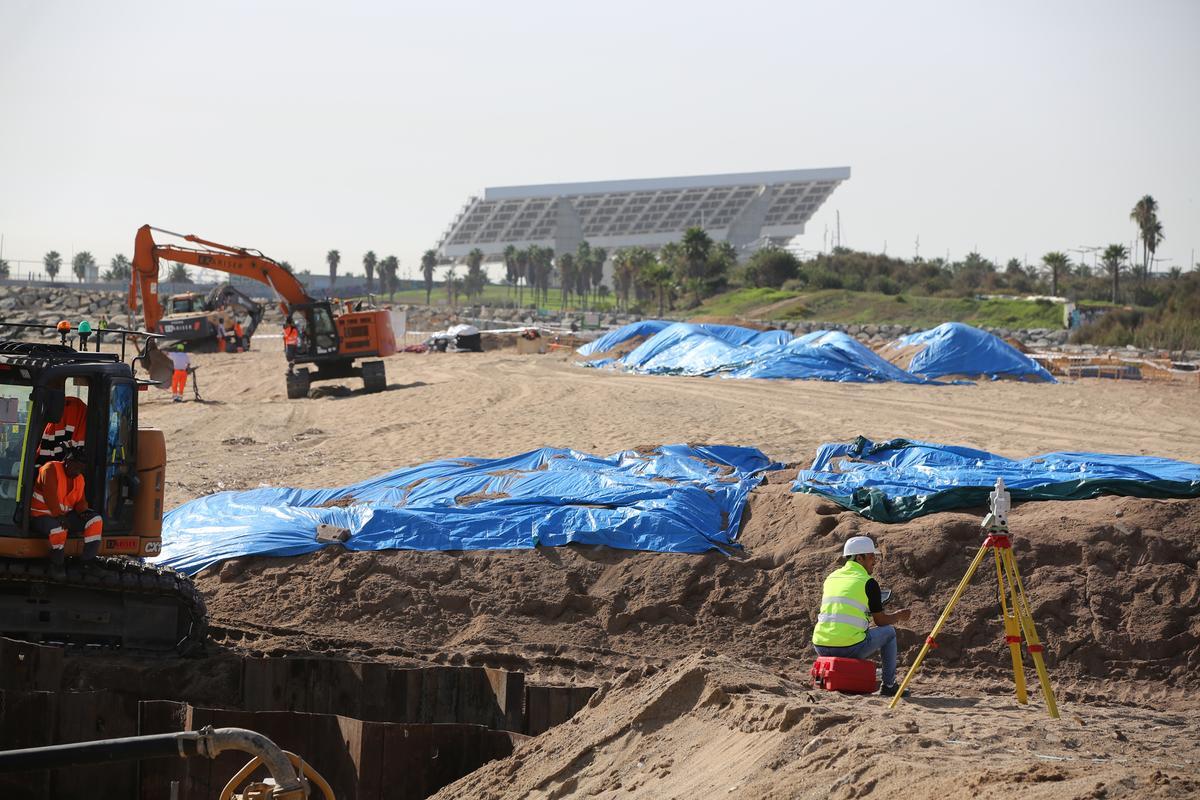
left=842, top=536, right=877, bottom=557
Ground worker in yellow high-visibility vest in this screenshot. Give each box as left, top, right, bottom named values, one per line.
left=812, top=536, right=914, bottom=697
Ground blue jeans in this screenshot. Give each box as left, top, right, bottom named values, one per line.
left=813, top=625, right=897, bottom=686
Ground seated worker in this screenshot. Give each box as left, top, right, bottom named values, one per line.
left=812, top=536, right=913, bottom=697
left=31, top=445, right=102, bottom=566
left=38, top=393, right=87, bottom=466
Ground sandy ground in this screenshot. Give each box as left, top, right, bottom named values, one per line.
left=135, top=345, right=1200, bottom=799
left=139, top=346, right=1200, bottom=509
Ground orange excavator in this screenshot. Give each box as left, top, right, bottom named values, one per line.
left=131, top=225, right=399, bottom=398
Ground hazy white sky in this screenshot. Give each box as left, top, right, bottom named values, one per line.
left=2, top=0, right=1197, bottom=281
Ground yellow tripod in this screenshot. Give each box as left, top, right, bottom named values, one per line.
left=888, top=478, right=1059, bottom=718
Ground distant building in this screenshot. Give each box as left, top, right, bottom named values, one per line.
left=436, top=167, right=851, bottom=263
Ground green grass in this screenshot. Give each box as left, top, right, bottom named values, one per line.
left=692, top=289, right=1066, bottom=329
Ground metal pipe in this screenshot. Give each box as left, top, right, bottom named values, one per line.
left=0, top=727, right=304, bottom=795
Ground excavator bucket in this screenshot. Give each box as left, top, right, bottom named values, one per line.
left=138, top=341, right=176, bottom=389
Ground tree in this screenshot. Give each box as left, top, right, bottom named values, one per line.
left=743, top=246, right=800, bottom=289
left=444, top=262, right=457, bottom=307
left=103, top=254, right=132, bottom=282
left=465, top=248, right=485, bottom=303
left=1041, top=252, right=1070, bottom=297
left=515, top=247, right=530, bottom=306
left=589, top=247, right=607, bottom=307
left=362, top=251, right=377, bottom=294
left=503, top=244, right=518, bottom=299
left=72, top=251, right=96, bottom=283
left=1101, top=244, right=1128, bottom=303
left=167, top=262, right=192, bottom=283
left=1146, top=218, right=1164, bottom=277
left=421, top=249, right=438, bottom=305
left=641, top=262, right=674, bottom=316
left=557, top=252, right=576, bottom=308
left=43, top=251, right=62, bottom=281
left=0, top=258, right=9, bottom=279
left=326, top=249, right=341, bottom=287
left=1129, top=195, right=1158, bottom=281
left=378, top=255, right=399, bottom=301
left=679, top=227, right=714, bottom=304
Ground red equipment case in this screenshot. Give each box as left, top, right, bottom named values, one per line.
left=810, top=657, right=878, bottom=693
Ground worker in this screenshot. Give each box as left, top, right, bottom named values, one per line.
left=97, top=315, right=109, bottom=344
left=282, top=317, right=300, bottom=370
left=38, top=392, right=87, bottom=466
left=812, top=536, right=913, bottom=697
left=233, top=319, right=245, bottom=352
left=167, top=345, right=191, bottom=402
left=215, top=320, right=227, bottom=353
left=31, top=446, right=103, bottom=566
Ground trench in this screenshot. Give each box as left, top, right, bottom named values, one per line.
left=0, top=637, right=596, bottom=799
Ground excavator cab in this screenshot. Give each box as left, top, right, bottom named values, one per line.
left=0, top=329, right=206, bottom=653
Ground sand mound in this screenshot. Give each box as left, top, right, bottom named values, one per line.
left=198, top=483, right=1200, bottom=689
left=431, top=652, right=1200, bottom=799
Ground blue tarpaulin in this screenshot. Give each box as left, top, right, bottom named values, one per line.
left=886, top=322, right=1055, bottom=382
left=727, top=331, right=931, bottom=383
left=155, top=444, right=777, bottom=575
left=793, top=436, right=1200, bottom=522
left=590, top=322, right=930, bottom=383
left=577, top=320, right=671, bottom=356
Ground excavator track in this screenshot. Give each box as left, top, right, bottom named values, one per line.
left=0, top=556, right=208, bottom=656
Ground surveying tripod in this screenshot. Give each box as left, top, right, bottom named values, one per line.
left=889, top=477, right=1059, bottom=718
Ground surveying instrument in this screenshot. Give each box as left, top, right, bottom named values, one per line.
left=888, top=477, right=1059, bottom=718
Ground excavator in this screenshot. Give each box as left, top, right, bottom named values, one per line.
left=156, top=282, right=265, bottom=351
left=0, top=324, right=207, bottom=655
left=131, top=225, right=399, bottom=398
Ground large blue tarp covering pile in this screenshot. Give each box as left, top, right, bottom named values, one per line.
left=154, top=444, right=776, bottom=575
left=583, top=322, right=929, bottom=383
left=577, top=320, right=671, bottom=356
left=728, top=331, right=930, bottom=383
left=793, top=436, right=1200, bottom=522
left=887, top=322, right=1055, bottom=382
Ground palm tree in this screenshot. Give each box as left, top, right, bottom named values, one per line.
left=44, top=251, right=62, bottom=281
left=1129, top=195, right=1158, bottom=281
left=503, top=244, right=518, bottom=301
left=71, top=251, right=96, bottom=282
left=1101, top=244, right=1128, bottom=303
left=515, top=247, right=530, bottom=306
left=537, top=247, right=555, bottom=305
left=378, top=255, right=399, bottom=300
left=557, top=253, right=576, bottom=308
left=590, top=247, right=607, bottom=308
left=167, top=263, right=192, bottom=283
left=326, top=249, right=341, bottom=287
left=642, top=262, right=674, bottom=316
left=103, top=254, right=132, bottom=282
left=1146, top=219, right=1164, bottom=277
left=362, top=251, right=377, bottom=294
left=1041, top=251, right=1070, bottom=297
left=421, top=249, right=438, bottom=305
left=465, top=248, right=485, bottom=303
left=445, top=263, right=457, bottom=307
left=679, top=227, right=714, bottom=304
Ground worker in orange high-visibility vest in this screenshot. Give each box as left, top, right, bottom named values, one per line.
left=38, top=394, right=87, bottom=466
left=282, top=318, right=300, bottom=372
left=31, top=446, right=102, bottom=567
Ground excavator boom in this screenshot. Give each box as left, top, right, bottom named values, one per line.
left=131, top=224, right=312, bottom=332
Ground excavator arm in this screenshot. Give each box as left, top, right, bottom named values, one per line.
left=131, top=224, right=312, bottom=332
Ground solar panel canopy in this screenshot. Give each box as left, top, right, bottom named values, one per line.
left=437, top=167, right=850, bottom=259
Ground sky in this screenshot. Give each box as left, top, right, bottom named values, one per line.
left=1, top=0, right=1197, bottom=282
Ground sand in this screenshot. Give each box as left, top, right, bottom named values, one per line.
left=138, top=344, right=1200, bottom=798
